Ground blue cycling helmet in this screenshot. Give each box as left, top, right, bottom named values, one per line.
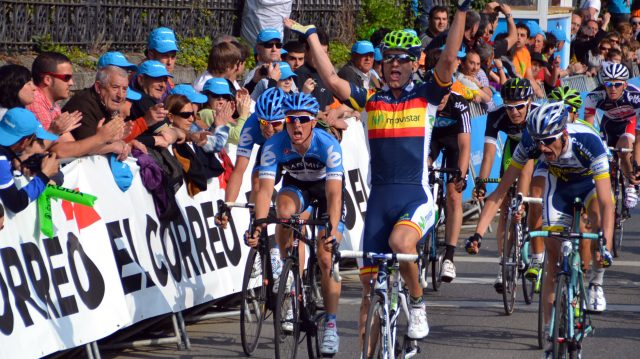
left=255, top=87, right=287, bottom=121
left=282, top=92, right=320, bottom=115
left=526, top=101, right=568, bottom=139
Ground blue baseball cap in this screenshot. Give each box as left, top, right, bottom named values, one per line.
left=551, top=27, right=567, bottom=42
left=281, top=48, right=288, bottom=56
left=257, top=28, right=282, bottom=44
left=170, top=84, right=208, bottom=104
left=0, top=108, right=58, bottom=146
left=137, top=60, right=173, bottom=78
left=352, top=41, right=375, bottom=55
left=109, top=154, right=133, bottom=192
left=524, top=21, right=543, bottom=38
left=148, top=27, right=179, bottom=53
left=126, top=87, right=142, bottom=101
left=97, top=52, right=137, bottom=71
left=278, top=62, right=297, bottom=80
left=202, top=78, right=233, bottom=97
left=374, top=47, right=382, bottom=62
left=403, top=29, right=418, bottom=37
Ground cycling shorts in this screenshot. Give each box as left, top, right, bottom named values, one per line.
left=360, top=184, right=435, bottom=272
left=279, top=174, right=345, bottom=232
left=536, top=164, right=597, bottom=230
left=600, top=117, right=636, bottom=147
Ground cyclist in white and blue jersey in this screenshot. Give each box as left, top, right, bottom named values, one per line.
left=467, top=101, right=614, bottom=357
left=249, top=93, right=345, bottom=355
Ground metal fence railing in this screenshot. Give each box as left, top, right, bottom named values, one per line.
left=560, top=75, right=598, bottom=93
left=0, top=0, right=360, bottom=52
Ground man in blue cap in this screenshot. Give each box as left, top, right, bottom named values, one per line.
left=244, top=28, right=283, bottom=90
left=0, top=108, right=60, bottom=214
left=338, top=40, right=376, bottom=90
left=145, top=27, right=179, bottom=98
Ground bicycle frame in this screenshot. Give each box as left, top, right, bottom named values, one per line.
left=530, top=198, right=605, bottom=355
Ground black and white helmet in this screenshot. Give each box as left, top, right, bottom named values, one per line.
left=526, top=101, right=568, bottom=139
left=599, top=62, right=630, bottom=84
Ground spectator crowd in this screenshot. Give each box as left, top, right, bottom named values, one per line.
left=1, top=0, right=640, bottom=224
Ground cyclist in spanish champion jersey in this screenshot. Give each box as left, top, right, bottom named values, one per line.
left=428, top=89, right=471, bottom=283
left=284, top=0, right=472, bottom=341
left=467, top=102, right=614, bottom=357
left=249, top=92, right=345, bottom=355
left=584, top=63, right=640, bottom=209
left=471, top=78, right=537, bottom=292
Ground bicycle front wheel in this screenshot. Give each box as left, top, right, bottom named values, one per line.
left=537, top=267, right=545, bottom=349
left=240, top=248, right=267, bottom=355
left=521, top=261, right=535, bottom=305
left=431, top=231, right=445, bottom=292
left=502, top=217, right=518, bottom=315
left=363, top=294, right=383, bottom=359
left=274, top=258, right=301, bottom=359
left=552, top=275, right=570, bottom=358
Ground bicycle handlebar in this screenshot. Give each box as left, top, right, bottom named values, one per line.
left=608, top=147, right=633, bottom=153
left=529, top=230, right=600, bottom=240
left=331, top=250, right=420, bottom=285
left=515, top=192, right=543, bottom=205
left=224, top=202, right=255, bottom=209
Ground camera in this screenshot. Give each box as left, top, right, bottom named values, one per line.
left=259, top=65, right=270, bottom=76
left=21, top=153, right=47, bottom=173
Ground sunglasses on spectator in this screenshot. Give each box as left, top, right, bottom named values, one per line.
left=259, top=118, right=285, bottom=127
left=44, top=72, right=73, bottom=82
left=505, top=102, right=528, bottom=111
left=600, top=46, right=611, bottom=51
left=382, top=53, right=416, bottom=64
left=604, top=81, right=625, bottom=88
left=536, top=132, right=562, bottom=147
left=609, top=39, right=620, bottom=44
left=173, top=111, right=195, bottom=118
left=633, top=21, right=640, bottom=26
left=262, top=42, right=283, bottom=49
left=285, top=115, right=315, bottom=124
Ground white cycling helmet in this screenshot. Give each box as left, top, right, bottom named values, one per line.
left=526, top=101, right=568, bottom=139
left=599, top=62, right=630, bottom=84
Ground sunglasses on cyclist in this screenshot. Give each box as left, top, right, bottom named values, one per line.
left=536, top=133, right=562, bottom=147
left=285, top=115, right=315, bottom=124
left=505, top=102, right=528, bottom=111
left=262, top=41, right=283, bottom=49
left=604, top=81, right=625, bottom=88
left=44, top=72, right=73, bottom=82
left=259, top=118, right=285, bottom=127
left=173, top=111, right=195, bottom=118
left=382, top=53, right=416, bottom=64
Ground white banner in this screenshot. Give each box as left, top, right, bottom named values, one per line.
left=0, top=119, right=372, bottom=358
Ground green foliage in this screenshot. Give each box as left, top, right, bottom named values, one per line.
left=355, top=0, right=410, bottom=40
left=176, top=35, right=212, bottom=72
left=329, top=41, right=351, bottom=68
left=32, top=34, right=96, bottom=70
left=236, top=37, right=256, bottom=70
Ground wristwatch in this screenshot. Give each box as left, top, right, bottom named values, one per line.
left=505, top=13, right=512, bottom=18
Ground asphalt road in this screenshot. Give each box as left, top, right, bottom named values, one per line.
left=104, top=211, right=640, bottom=359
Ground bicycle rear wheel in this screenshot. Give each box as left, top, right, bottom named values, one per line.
left=502, top=217, right=517, bottom=315
left=240, top=248, right=267, bottom=355
left=613, top=170, right=626, bottom=258
left=552, top=275, right=570, bottom=358
left=522, top=266, right=534, bottom=305
left=363, top=294, right=383, bottom=359
left=274, top=259, right=301, bottom=359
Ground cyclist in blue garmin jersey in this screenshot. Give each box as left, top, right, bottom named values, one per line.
left=222, top=87, right=287, bottom=207
left=284, top=0, right=472, bottom=342
left=249, top=92, right=344, bottom=355
left=467, top=102, right=614, bottom=357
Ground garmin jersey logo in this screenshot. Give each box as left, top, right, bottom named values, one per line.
left=238, top=129, right=254, bottom=147
left=260, top=145, right=276, bottom=166
left=326, top=145, right=342, bottom=168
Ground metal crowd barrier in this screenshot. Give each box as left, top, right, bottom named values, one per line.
left=560, top=75, right=598, bottom=93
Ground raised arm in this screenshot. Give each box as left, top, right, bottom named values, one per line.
left=434, top=2, right=470, bottom=86
left=284, top=19, right=352, bottom=101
